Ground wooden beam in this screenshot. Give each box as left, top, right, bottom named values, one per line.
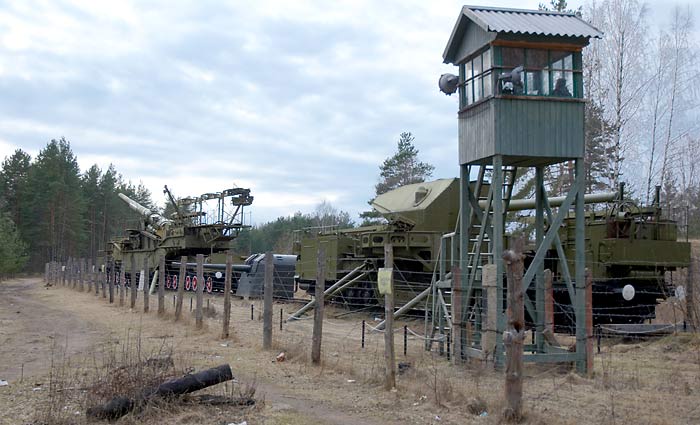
left=263, top=252, right=273, bottom=349
left=503, top=240, right=525, bottom=422
left=311, top=246, right=325, bottom=364
left=383, top=243, right=396, bottom=390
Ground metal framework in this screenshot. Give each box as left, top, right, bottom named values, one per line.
left=433, top=159, right=589, bottom=371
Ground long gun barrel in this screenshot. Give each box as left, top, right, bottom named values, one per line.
left=480, top=191, right=618, bottom=212
left=118, top=193, right=171, bottom=230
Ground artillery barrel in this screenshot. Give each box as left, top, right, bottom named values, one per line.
left=118, top=193, right=170, bottom=229
left=481, top=191, right=618, bottom=212
left=118, top=193, right=154, bottom=218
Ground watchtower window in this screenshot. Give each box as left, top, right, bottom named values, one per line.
left=458, top=48, right=493, bottom=109
left=493, top=46, right=582, bottom=99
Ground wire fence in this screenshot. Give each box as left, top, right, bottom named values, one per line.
left=43, top=248, right=699, bottom=354
left=39, top=249, right=700, bottom=423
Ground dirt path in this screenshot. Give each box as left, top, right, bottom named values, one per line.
left=0, top=278, right=418, bottom=425
left=0, top=278, right=106, bottom=382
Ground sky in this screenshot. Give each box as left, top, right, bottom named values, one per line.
left=0, top=0, right=696, bottom=225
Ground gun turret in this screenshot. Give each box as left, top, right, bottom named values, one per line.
left=118, top=193, right=171, bottom=231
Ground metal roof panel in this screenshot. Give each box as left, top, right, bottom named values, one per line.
left=465, top=5, right=602, bottom=39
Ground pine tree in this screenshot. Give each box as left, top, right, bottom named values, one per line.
left=22, top=138, right=86, bottom=268
left=0, top=149, right=31, bottom=230
left=0, top=212, right=28, bottom=279
left=82, top=164, right=102, bottom=259
left=360, top=132, right=434, bottom=225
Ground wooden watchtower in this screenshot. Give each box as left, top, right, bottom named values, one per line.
left=440, top=6, right=601, bottom=372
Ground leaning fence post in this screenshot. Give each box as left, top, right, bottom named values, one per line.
left=383, top=243, right=396, bottom=390
left=195, top=254, right=204, bottom=329
left=503, top=241, right=525, bottom=422
left=263, top=251, right=274, bottom=349
left=175, top=256, right=186, bottom=321
left=311, top=246, right=326, bottom=364
left=158, top=256, right=165, bottom=315
left=222, top=253, right=233, bottom=339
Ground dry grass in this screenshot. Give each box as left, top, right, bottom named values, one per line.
left=31, top=326, right=255, bottom=425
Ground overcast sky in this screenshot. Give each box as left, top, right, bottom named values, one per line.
left=0, top=0, right=696, bottom=224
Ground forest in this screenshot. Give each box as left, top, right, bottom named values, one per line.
left=0, top=0, right=698, bottom=277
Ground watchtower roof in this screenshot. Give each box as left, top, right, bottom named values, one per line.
left=443, top=5, right=602, bottom=63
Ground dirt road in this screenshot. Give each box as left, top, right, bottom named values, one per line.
left=0, top=278, right=106, bottom=382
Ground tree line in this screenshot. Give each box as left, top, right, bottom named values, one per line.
left=0, top=138, right=156, bottom=276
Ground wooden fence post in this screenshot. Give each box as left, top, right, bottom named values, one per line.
left=72, top=259, right=76, bottom=289
left=68, top=257, right=77, bottom=289
left=383, top=243, right=396, bottom=390
left=263, top=252, right=274, bottom=349
left=108, top=259, right=114, bottom=303
left=119, top=262, right=125, bottom=307
left=102, top=259, right=116, bottom=304
left=143, top=257, right=150, bottom=313
left=503, top=242, right=525, bottom=422
left=80, top=258, right=85, bottom=292
left=544, top=269, right=554, bottom=333
left=158, top=256, right=165, bottom=315
left=451, top=266, right=462, bottom=364
left=61, top=262, right=66, bottom=286
left=687, top=255, right=696, bottom=329
left=586, top=269, right=593, bottom=377
left=102, top=258, right=110, bottom=299
left=175, top=256, right=186, bottom=321
left=44, top=263, right=49, bottom=284
left=311, top=246, right=326, bottom=364
left=96, top=266, right=102, bottom=297
left=222, top=253, right=233, bottom=339
left=88, top=259, right=94, bottom=293
left=130, top=256, right=137, bottom=309
left=195, top=254, right=204, bottom=329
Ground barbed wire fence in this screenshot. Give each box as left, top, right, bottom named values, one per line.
left=41, top=242, right=700, bottom=420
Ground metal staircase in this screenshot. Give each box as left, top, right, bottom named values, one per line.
left=426, top=164, right=518, bottom=356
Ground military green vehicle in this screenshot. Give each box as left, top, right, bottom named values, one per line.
left=295, top=179, right=690, bottom=323
left=106, top=186, right=253, bottom=278
left=548, top=186, right=691, bottom=324
left=294, top=178, right=460, bottom=307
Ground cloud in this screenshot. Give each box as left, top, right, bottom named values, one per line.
left=0, top=0, right=558, bottom=225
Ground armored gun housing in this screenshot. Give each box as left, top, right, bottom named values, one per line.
left=542, top=187, right=691, bottom=325
left=295, top=178, right=690, bottom=324
left=295, top=178, right=465, bottom=307
left=106, top=186, right=253, bottom=281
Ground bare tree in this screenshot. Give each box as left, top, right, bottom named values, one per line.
left=659, top=6, right=694, bottom=198
left=644, top=32, right=671, bottom=204
left=585, top=0, right=649, bottom=188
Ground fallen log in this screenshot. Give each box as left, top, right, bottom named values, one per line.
left=86, top=364, right=234, bottom=421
